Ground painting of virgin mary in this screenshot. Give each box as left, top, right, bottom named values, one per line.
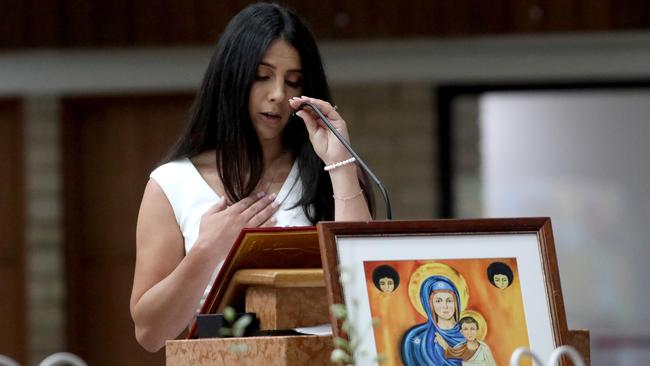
left=401, top=275, right=466, bottom=366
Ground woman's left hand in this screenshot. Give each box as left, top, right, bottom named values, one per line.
left=289, top=96, right=351, bottom=165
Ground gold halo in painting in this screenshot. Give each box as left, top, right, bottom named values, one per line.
left=408, top=262, right=469, bottom=318
left=459, top=309, right=488, bottom=340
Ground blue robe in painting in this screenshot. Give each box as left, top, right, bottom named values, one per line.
left=401, top=276, right=466, bottom=366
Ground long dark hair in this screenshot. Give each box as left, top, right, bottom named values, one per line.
left=165, top=3, right=373, bottom=223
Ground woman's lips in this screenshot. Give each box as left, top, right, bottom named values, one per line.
left=260, top=112, right=281, bottom=124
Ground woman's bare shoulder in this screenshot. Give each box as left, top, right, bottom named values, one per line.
left=137, top=179, right=182, bottom=241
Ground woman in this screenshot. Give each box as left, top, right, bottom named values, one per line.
left=402, top=276, right=466, bottom=366
left=129, top=3, right=373, bottom=352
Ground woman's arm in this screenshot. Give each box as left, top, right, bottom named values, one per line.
left=130, top=179, right=278, bottom=352
left=328, top=164, right=371, bottom=221
left=289, top=96, right=372, bottom=221
left=130, top=179, right=213, bottom=352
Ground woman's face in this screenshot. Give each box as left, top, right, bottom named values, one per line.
left=493, top=274, right=509, bottom=289
left=379, top=277, right=395, bottom=292
left=430, top=291, right=455, bottom=321
left=249, top=38, right=303, bottom=143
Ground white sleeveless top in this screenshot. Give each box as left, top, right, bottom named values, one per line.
left=150, top=158, right=312, bottom=309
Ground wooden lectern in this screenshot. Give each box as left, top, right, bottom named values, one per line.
left=166, top=224, right=591, bottom=366
left=166, top=269, right=334, bottom=365
left=166, top=227, right=334, bottom=365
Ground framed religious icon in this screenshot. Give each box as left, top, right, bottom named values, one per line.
left=317, top=218, right=569, bottom=366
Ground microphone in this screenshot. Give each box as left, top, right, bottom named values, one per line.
left=295, top=102, right=392, bottom=220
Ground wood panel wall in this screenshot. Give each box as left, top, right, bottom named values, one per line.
left=62, top=94, right=192, bottom=366
left=0, top=100, right=26, bottom=364
left=1, top=0, right=649, bottom=49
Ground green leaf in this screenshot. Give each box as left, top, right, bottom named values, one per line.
left=218, top=327, right=232, bottom=337
left=333, top=336, right=350, bottom=350
left=337, top=265, right=353, bottom=284
left=330, top=304, right=347, bottom=320
left=330, top=349, right=351, bottom=363
left=341, top=320, right=351, bottom=334
left=232, top=314, right=253, bottom=337
left=339, top=272, right=352, bottom=285
left=223, top=307, right=236, bottom=323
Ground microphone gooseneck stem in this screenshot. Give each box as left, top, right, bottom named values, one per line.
left=296, top=102, right=392, bottom=220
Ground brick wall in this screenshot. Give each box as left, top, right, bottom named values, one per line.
left=24, top=97, right=65, bottom=365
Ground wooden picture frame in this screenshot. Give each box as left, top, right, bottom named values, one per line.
left=318, top=218, right=569, bottom=366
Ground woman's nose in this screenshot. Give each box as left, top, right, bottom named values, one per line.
left=268, top=81, right=285, bottom=102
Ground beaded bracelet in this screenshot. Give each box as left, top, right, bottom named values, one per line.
left=333, top=189, right=364, bottom=201
left=324, top=157, right=356, bottom=171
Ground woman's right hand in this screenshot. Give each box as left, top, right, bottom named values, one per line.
left=195, top=192, right=279, bottom=257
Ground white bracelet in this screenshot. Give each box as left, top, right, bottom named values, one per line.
left=324, top=157, right=356, bottom=171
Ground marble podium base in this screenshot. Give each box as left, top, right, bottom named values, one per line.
left=166, top=334, right=333, bottom=366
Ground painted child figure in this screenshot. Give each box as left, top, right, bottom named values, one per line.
left=436, top=316, right=498, bottom=366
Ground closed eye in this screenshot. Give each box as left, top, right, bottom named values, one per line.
left=286, top=79, right=302, bottom=88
